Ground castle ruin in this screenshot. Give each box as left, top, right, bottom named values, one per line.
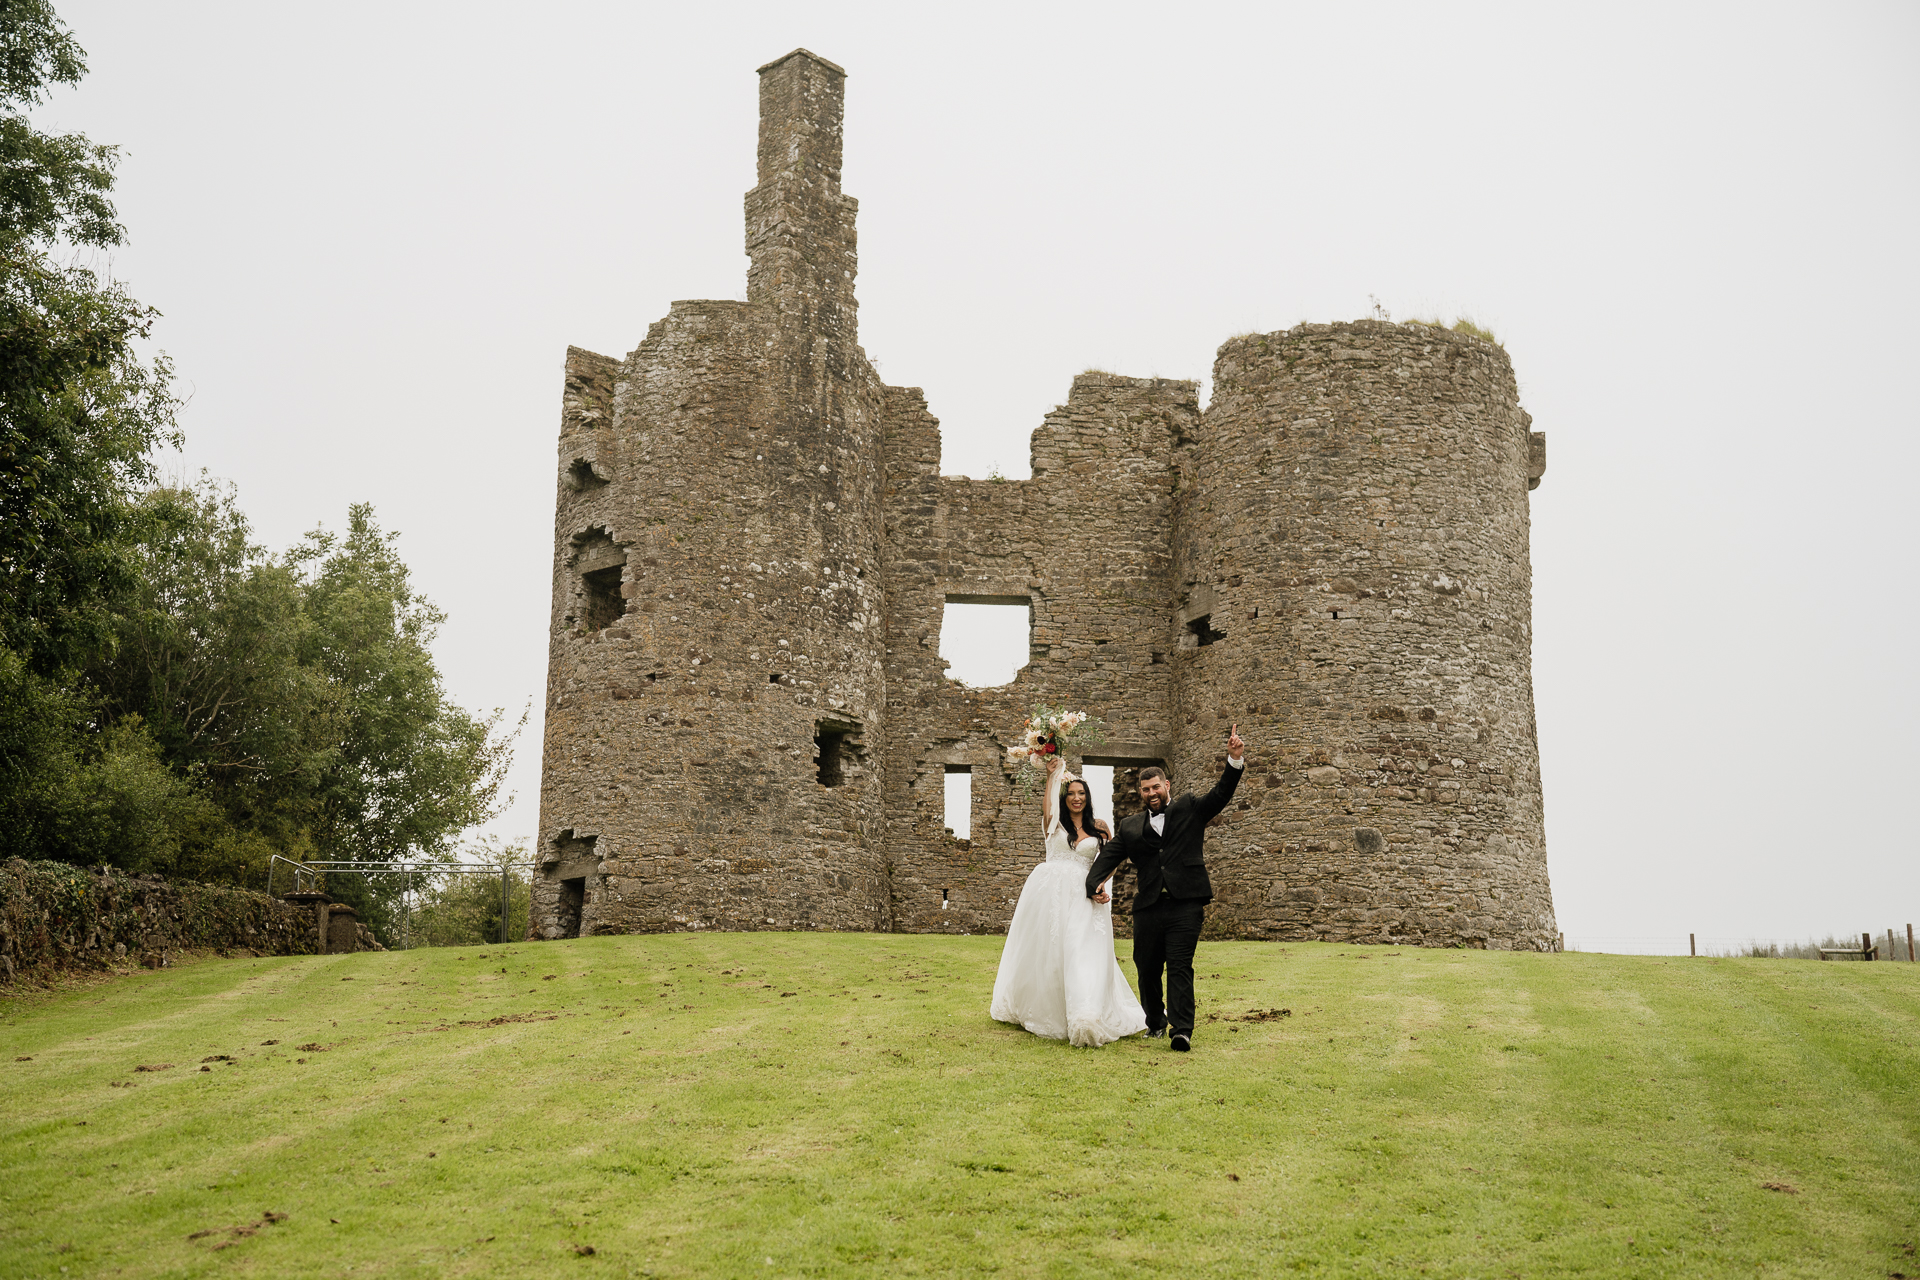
left=533, top=50, right=1556, bottom=950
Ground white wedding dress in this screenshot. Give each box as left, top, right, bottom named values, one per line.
left=989, top=783, right=1148, bottom=1048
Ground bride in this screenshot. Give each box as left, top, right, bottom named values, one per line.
left=989, top=755, right=1148, bottom=1046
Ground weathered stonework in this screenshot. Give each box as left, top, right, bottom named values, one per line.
left=534, top=50, right=1556, bottom=950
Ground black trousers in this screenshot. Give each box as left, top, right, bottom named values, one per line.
left=1132, top=896, right=1206, bottom=1037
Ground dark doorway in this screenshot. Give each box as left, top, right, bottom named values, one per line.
left=556, top=877, right=585, bottom=939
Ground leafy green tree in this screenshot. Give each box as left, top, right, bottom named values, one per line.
left=96, top=479, right=335, bottom=854
left=0, top=8, right=516, bottom=905
left=0, top=0, right=178, bottom=674
left=288, top=504, right=518, bottom=869
left=0, top=0, right=118, bottom=249
left=84, top=482, right=519, bottom=917
left=0, top=1, right=182, bottom=857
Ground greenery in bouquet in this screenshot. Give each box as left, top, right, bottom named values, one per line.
left=1005, top=705, right=1107, bottom=797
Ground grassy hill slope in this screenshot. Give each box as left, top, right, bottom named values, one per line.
left=1, top=935, right=1915, bottom=1278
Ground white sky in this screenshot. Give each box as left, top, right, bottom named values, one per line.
left=43, top=1, right=1919, bottom=953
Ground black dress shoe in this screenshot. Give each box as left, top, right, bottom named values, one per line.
left=1146, top=1027, right=1166, bottom=1038
left=1170, top=1034, right=1191, bottom=1052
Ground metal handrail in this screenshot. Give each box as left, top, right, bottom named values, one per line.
left=267, top=854, right=535, bottom=947
left=267, top=855, right=531, bottom=897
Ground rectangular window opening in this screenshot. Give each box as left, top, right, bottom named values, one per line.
left=943, top=765, right=973, bottom=840
left=815, top=720, right=865, bottom=787
left=940, top=596, right=1031, bottom=687
left=1079, top=763, right=1115, bottom=831
left=573, top=533, right=628, bottom=633
left=583, top=566, right=624, bottom=631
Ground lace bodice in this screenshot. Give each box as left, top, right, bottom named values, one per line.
left=1045, top=825, right=1099, bottom=867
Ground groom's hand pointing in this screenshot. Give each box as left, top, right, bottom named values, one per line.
left=1227, top=723, right=1245, bottom=762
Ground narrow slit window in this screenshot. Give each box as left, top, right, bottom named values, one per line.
left=943, top=765, right=972, bottom=840
left=940, top=597, right=1031, bottom=687
left=817, top=727, right=847, bottom=786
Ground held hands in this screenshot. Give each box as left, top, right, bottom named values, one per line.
left=1092, top=878, right=1112, bottom=905
left=1227, top=722, right=1245, bottom=762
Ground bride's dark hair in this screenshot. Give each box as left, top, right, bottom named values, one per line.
left=1058, top=777, right=1095, bottom=844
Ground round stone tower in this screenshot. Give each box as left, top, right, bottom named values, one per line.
left=1168, top=320, right=1555, bottom=949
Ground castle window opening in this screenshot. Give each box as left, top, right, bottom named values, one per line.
left=584, top=567, right=623, bottom=630
left=1185, top=614, right=1225, bottom=646
left=943, top=765, right=972, bottom=839
left=940, top=597, right=1031, bottom=687
left=573, top=534, right=628, bottom=633
left=815, top=720, right=864, bottom=787
left=567, top=458, right=609, bottom=491
left=1079, top=763, right=1115, bottom=830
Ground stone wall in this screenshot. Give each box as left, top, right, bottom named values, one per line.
left=533, top=50, right=1556, bottom=950
left=0, top=860, right=321, bottom=985
left=878, top=374, right=1198, bottom=935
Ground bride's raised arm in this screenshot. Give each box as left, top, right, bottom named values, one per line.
left=1040, top=754, right=1065, bottom=836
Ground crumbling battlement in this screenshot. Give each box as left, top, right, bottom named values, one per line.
left=533, top=50, right=1556, bottom=950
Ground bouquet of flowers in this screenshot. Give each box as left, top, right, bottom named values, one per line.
left=1006, top=704, right=1108, bottom=796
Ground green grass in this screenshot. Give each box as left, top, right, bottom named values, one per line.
left=1404, top=318, right=1503, bottom=348
left=2, top=937, right=1916, bottom=1278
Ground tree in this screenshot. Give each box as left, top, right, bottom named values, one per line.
left=0, top=8, right=516, bottom=905
left=408, top=836, right=531, bottom=948
left=0, top=0, right=178, bottom=675
left=0, top=1, right=182, bottom=855
left=84, top=482, right=519, bottom=914
left=287, top=503, right=519, bottom=869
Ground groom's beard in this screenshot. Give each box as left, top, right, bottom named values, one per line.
left=1146, top=799, right=1166, bottom=813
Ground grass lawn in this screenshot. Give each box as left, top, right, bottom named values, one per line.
left=1, top=934, right=1916, bottom=1278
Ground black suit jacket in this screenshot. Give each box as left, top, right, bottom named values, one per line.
left=1085, top=760, right=1244, bottom=907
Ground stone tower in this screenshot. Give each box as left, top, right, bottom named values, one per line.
left=535, top=50, right=890, bottom=937
left=533, top=52, right=1557, bottom=949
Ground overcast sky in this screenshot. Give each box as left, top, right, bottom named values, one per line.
left=45, top=1, right=1919, bottom=952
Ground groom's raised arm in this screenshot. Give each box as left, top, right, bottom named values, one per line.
left=1085, top=836, right=1127, bottom=900
left=1190, top=724, right=1248, bottom=825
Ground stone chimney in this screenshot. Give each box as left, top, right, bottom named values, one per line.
left=745, top=49, right=858, bottom=345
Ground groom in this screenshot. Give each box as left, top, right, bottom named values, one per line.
left=1085, top=726, right=1246, bottom=1052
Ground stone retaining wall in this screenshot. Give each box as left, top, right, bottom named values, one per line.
left=0, top=859, right=323, bottom=985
